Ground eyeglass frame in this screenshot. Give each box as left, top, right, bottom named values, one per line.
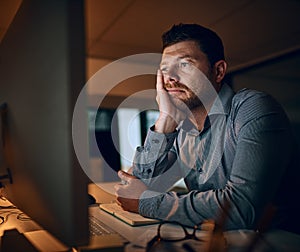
left=146, top=221, right=204, bottom=251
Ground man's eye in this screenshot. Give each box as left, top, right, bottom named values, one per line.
left=180, top=62, right=190, bottom=68
left=160, top=67, right=168, bottom=73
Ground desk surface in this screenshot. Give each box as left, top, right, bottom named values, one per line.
left=88, top=182, right=300, bottom=252
left=1, top=182, right=300, bottom=251
left=88, top=182, right=158, bottom=251
left=0, top=196, right=70, bottom=251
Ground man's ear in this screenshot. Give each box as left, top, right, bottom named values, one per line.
left=214, top=60, right=227, bottom=83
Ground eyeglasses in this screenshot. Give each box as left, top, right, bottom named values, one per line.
left=146, top=221, right=205, bottom=251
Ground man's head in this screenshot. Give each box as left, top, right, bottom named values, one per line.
left=162, top=23, right=225, bottom=67
left=159, top=24, right=227, bottom=112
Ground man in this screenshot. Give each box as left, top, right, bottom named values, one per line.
left=115, top=23, right=300, bottom=233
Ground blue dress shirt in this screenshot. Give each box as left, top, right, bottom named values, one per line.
left=132, top=84, right=300, bottom=233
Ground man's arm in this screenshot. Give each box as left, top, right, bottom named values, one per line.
left=132, top=127, right=179, bottom=190
left=131, top=69, right=184, bottom=187
left=138, top=91, right=294, bottom=229
left=115, top=129, right=179, bottom=213
left=115, top=70, right=184, bottom=211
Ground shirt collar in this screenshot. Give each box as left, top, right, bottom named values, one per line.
left=179, top=84, right=234, bottom=133
left=208, top=83, right=235, bottom=116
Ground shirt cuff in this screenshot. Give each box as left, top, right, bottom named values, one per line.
left=138, top=190, right=164, bottom=219
left=146, top=125, right=178, bottom=151
left=132, top=126, right=177, bottom=181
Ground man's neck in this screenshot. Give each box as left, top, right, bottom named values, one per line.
left=188, top=85, right=222, bottom=131
left=188, top=106, right=208, bottom=131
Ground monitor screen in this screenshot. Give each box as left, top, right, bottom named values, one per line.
left=0, top=0, right=89, bottom=247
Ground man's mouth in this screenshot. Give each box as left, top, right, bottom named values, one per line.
left=166, top=88, right=186, bottom=94
left=164, top=82, right=189, bottom=93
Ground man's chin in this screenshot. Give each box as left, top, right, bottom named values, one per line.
left=171, top=98, right=192, bottom=113
left=174, top=98, right=204, bottom=113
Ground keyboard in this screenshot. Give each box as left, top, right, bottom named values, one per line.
left=77, top=213, right=126, bottom=251
left=89, top=215, right=116, bottom=236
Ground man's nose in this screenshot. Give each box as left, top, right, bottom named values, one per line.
left=165, top=67, right=180, bottom=84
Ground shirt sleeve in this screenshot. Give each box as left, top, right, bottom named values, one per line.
left=132, top=126, right=179, bottom=191
left=137, top=91, right=295, bottom=230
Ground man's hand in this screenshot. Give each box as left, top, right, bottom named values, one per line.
left=114, top=170, right=148, bottom=213
left=155, top=69, right=185, bottom=133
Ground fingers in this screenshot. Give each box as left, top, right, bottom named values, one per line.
left=117, top=170, right=135, bottom=184
left=114, top=182, right=126, bottom=199
left=156, top=69, right=168, bottom=106
left=156, top=69, right=165, bottom=91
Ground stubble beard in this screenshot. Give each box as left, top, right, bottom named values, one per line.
left=165, top=83, right=203, bottom=113
left=168, top=88, right=204, bottom=113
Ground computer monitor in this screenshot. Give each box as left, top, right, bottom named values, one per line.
left=0, top=0, right=89, bottom=247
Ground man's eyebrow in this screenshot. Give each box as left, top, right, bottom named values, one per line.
left=178, top=54, right=196, bottom=60
left=160, top=55, right=195, bottom=66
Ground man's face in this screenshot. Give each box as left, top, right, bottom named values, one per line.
left=160, top=41, right=218, bottom=111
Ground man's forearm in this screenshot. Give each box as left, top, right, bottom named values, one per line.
left=132, top=128, right=178, bottom=187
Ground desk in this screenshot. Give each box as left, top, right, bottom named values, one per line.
left=1, top=183, right=300, bottom=251
left=0, top=197, right=42, bottom=236
left=0, top=196, right=70, bottom=251
left=88, top=182, right=158, bottom=251
left=88, top=182, right=300, bottom=252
